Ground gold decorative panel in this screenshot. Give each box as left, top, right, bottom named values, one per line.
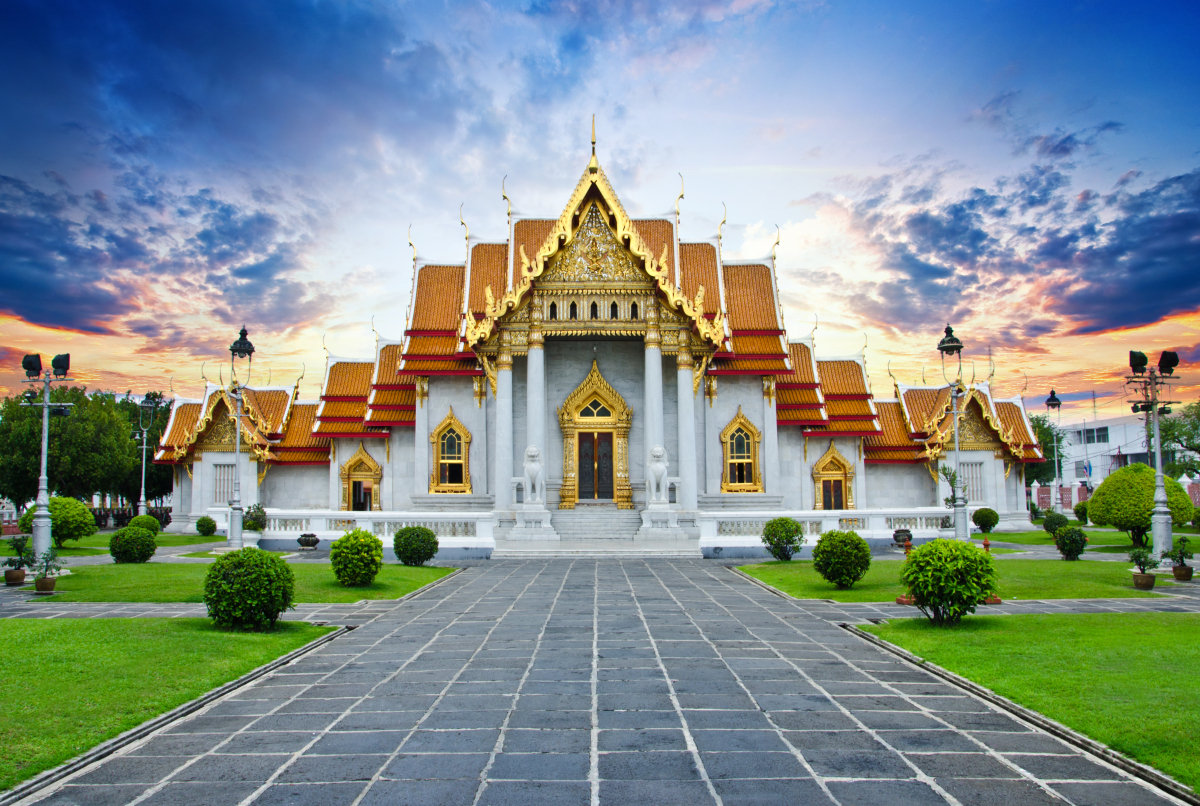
left=557, top=360, right=633, bottom=509
left=541, top=202, right=647, bottom=286
left=812, top=440, right=855, bottom=510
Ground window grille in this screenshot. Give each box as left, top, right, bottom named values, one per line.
left=960, top=461, right=985, bottom=502
left=213, top=464, right=235, bottom=504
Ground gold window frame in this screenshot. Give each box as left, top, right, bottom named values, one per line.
left=340, top=441, right=382, bottom=511
left=812, top=439, right=855, bottom=510
left=429, top=407, right=472, bottom=493
left=720, top=407, right=763, bottom=493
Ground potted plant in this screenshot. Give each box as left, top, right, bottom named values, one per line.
left=4, top=536, right=34, bottom=586
left=32, top=548, right=64, bottom=595
left=1128, top=546, right=1160, bottom=590
left=297, top=533, right=320, bottom=550
left=242, top=504, right=267, bottom=547
left=1162, top=536, right=1194, bottom=582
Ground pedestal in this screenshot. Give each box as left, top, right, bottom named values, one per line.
left=510, top=504, right=560, bottom=541
left=636, top=503, right=687, bottom=539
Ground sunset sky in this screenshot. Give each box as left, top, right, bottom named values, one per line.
left=2, top=0, right=1198, bottom=427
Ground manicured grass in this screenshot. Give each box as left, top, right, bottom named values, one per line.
left=988, top=529, right=1134, bottom=547
left=32, top=562, right=455, bottom=603
left=0, top=618, right=330, bottom=790
left=968, top=542, right=1024, bottom=555
left=3, top=532, right=220, bottom=555
left=0, top=544, right=106, bottom=557
left=179, top=550, right=289, bottom=559
left=740, top=558, right=1172, bottom=602
left=863, top=614, right=1200, bottom=791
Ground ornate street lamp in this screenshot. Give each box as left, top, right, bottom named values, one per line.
left=937, top=325, right=969, bottom=541
left=1126, top=350, right=1180, bottom=559
left=18, top=353, right=74, bottom=562
left=227, top=327, right=255, bottom=550
left=1045, top=390, right=1062, bottom=514
left=133, top=397, right=156, bottom=517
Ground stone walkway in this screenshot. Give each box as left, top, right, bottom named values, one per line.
left=19, top=560, right=1186, bottom=806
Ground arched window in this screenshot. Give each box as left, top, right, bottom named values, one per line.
left=430, top=408, right=472, bottom=493
left=569, top=301, right=578, bottom=320
left=630, top=302, right=638, bottom=320
left=590, top=301, right=599, bottom=319
left=610, top=301, right=619, bottom=319
left=549, top=302, right=558, bottom=320
left=580, top=398, right=612, bottom=418
left=720, top=407, right=762, bottom=493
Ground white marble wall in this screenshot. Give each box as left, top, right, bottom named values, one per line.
left=427, top=376, right=488, bottom=495
left=703, top=375, right=769, bottom=496
left=262, top=464, right=329, bottom=509
left=864, top=463, right=937, bottom=508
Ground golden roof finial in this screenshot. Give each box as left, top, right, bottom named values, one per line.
left=675, top=173, right=685, bottom=221
left=771, top=224, right=781, bottom=264
left=200, top=362, right=208, bottom=383
left=588, top=114, right=599, bottom=174
left=718, top=202, right=727, bottom=244
left=459, top=203, right=469, bottom=243
left=502, top=175, right=511, bottom=220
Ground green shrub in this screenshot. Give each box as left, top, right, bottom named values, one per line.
left=1053, top=526, right=1088, bottom=561
left=127, top=514, right=161, bottom=534
left=394, top=526, right=439, bottom=566
left=1029, top=500, right=1041, bottom=520
left=1163, top=535, right=1193, bottom=568
left=761, top=517, right=803, bottom=561
left=17, top=497, right=98, bottom=548
left=203, top=547, right=295, bottom=630
left=109, top=527, right=157, bottom=563
left=1073, top=501, right=1088, bottom=525
left=1042, top=512, right=1068, bottom=535
left=1128, top=546, right=1160, bottom=574
left=1088, top=464, right=1194, bottom=547
left=899, top=539, right=997, bottom=626
left=330, top=528, right=384, bottom=586
left=971, top=508, right=999, bottom=533
left=811, top=530, right=871, bottom=588
left=196, top=516, right=217, bottom=537
left=243, top=503, right=267, bottom=532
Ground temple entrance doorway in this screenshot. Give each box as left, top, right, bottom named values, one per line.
left=577, top=431, right=614, bottom=500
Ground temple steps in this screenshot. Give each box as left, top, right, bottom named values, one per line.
left=550, top=508, right=644, bottom=541
left=492, top=538, right=702, bottom=559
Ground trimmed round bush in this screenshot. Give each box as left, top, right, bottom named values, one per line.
left=761, top=517, right=803, bottom=561
left=394, top=527, right=439, bottom=566
left=899, top=539, right=998, bottom=626
left=128, top=514, right=161, bottom=534
left=1073, top=501, right=1088, bottom=525
left=330, top=528, right=384, bottom=586
left=204, top=547, right=295, bottom=630
left=1042, top=511, right=1068, bottom=535
left=1053, top=526, right=1088, bottom=561
left=109, top=526, right=157, bottom=563
left=971, top=508, right=999, bottom=534
left=196, top=516, right=217, bottom=537
left=17, top=497, right=98, bottom=548
left=812, top=530, right=871, bottom=589
left=1088, top=464, right=1194, bottom=547
left=243, top=503, right=267, bottom=532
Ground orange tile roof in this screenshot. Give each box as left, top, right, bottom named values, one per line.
left=368, top=388, right=415, bottom=408
left=405, top=335, right=459, bottom=356
left=160, top=402, right=201, bottom=450
left=410, top=264, right=465, bottom=332
left=316, top=401, right=367, bottom=420
left=468, top=243, right=509, bottom=315
left=776, top=388, right=823, bottom=407
left=373, top=344, right=403, bottom=386
left=722, top=263, right=780, bottom=331
left=242, top=389, right=291, bottom=435
left=865, top=449, right=928, bottom=462
left=513, top=219, right=556, bottom=286
left=678, top=243, right=721, bottom=315
left=633, top=219, right=675, bottom=285
left=780, top=342, right=819, bottom=386
left=996, top=401, right=1036, bottom=445
left=323, top=362, right=373, bottom=399
left=709, top=358, right=791, bottom=373
left=276, top=404, right=329, bottom=451
left=827, top=399, right=875, bottom=418
left=778, top=408, right=828, bottom=424
left=804, top=418, right=882, bottom=434
left=901, top=387, right=951, bottom=434
left=817, top=360, right=870, bottom=397
left=866, top=402, right=920, bottom=450
left=313, top=418, right=386, bottom=437
left=730, top=335, right=787, bottom=355
left=269, top=451, right=331, bottom=464
left=397, top=359, right=479, bottom=374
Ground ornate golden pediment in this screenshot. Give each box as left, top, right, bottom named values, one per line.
left=194, top=402, right=250, bottom=454
left=958, top=401, right=1005, bottom=450
left=541, top=202, right=647, bottom=286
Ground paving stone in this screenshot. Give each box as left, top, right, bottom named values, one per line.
left=598, top=780, right=716, bottom=804
left=249, top=782, right=366, bottom=805
left=171, top=754, right=288, bottom=782
left=824, top=779, right=946, bottom=806
left=1006, top=752, right=1124, bottom=781
left=383, top=752, right=492, bottom=780
left=276, top=753, right=387, bottom=783
left=698, top=751, right=812, bottom=780
left=598, top=750, right=702, bottom=780
left=477, top=780, right=591, bottom=806
left=1051, top=781, right=1180, bottom=805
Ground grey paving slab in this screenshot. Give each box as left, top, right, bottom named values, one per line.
left=15, top=560, right=1191, bottom=806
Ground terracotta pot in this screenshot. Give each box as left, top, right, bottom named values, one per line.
left=4, top=569, right=25, bottom=586
left=1132, top=572, right=1156, bottom=590
left=1173, top=565, right=1194, bottom=582
left=34, top=577, right=56, bottom=594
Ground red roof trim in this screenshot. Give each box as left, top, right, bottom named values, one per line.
left=267, top=460, right=331, bottom=466
left=311, top=432, right=389, bottom=439
left=273, top=446, right=331, bottom=453
left=372, top=383, right=415, bottom=391
left=368, top=405, right=415, bottom=412
left=777, top=404, right=825, bottom=410
left=367, top=419, right=415, bottom=427
left=800, top=429, right=883, bottom=437
left=405, top=329, right=456, bottom=337
left=825, top=394, right=872, bottom=401
left=777, top=383, right=820, bottom=390
left=315, top=417, right=365, bottom=423
left=778, top=419, right=830, bottom=426
left=320, top=395, right=368, bottom=403
left=707, top=369, right=792, bottom=376
left=714, top=352, right=788, bottom=360
left=732, top=329, right=785, bottom=336
left=865, top=458, right=927, bottom=465
left=828, top=415, right=877, bottom=422
left=396, top=369, right=484, bottom=377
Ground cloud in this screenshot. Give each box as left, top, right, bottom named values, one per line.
left=1018, top=122, right=1123, bottom=161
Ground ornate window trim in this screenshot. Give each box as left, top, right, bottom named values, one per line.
left=429, top=407, right=473, bottom=494
left=557, top=360, right=633, bottom=509
left=720, top=407, right=763, bottom=493
left=340, top=441, right=382, bottom=511
left=812, top=439, right=855, bottom=510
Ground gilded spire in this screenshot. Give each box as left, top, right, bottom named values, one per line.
left=588, top=114, right=599, bottom=174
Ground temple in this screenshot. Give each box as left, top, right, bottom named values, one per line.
left=156, top=148, right=1043, bottom=557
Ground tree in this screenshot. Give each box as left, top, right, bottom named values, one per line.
left=115, top=392, right=174, bottom=506
left=1159, top=400, right=1200, bottom=477
left=0, top=387, right=135, bottom=507
left=1026, top=413, right=1069, bottom=486
left=1087, top=463, right=1194, bottom=547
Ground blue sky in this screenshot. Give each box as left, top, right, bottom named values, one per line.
left=1, top=0, right=1198, bottom=415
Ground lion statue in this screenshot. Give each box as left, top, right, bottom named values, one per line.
left=647, top=445, right=669, bottom=503
left=523, top=445, right=544, bottom=505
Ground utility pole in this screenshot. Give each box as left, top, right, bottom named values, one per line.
left=19, top=354, right=74, bottom=561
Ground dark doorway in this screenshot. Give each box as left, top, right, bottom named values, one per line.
left=577, top=432, right=614, bottom=500
left=352, top=480, right=373, bottom=511
left=821, top=479, right=844, bottom=510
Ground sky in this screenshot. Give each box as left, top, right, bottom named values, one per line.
left=1, top=0, right=1199, bottom=426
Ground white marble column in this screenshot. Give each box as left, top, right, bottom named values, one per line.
left=494, top=338, right=513, bottom=512
left=676, top=345, right=698, bottom=510
left=762, top=379, right=780, bottom=496
left=644, top=304, right=664, bottom=493
left=413, top=379, right=429, bottom=493
left=526, top=315, right=546, bottom=462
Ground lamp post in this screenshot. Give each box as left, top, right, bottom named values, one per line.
left=134, top=397, right=156, bottom=517
left=19, top=353, right=74, bottom=561
left=227, top=327, right=255, bottom=550
left=1127, top=350, right=1179, bottom=560
left=937, top=325, right=969, bottom=541
left=1045, top=390, right=1062, bottom=514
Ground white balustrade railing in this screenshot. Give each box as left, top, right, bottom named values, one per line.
left=700, top=506, right=969, bottom=542
left=259, top=509, right=492, bottom=540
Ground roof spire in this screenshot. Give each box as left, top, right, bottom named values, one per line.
left=588, top=114, right=599, bottom=174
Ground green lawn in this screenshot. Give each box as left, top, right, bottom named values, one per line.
left=2, top=531, right=220, bottom=556
left=863, top=614, right=1200, bottom=792
left=968, top=542, right=1024, bottom=555
left=32, top=562, right=455, bottom=603
left=179, top=550, right=289, bottom=559
left=0, top=618, right=330, bottom=790
left=987, top=529, right=1134, bottom=547
left=740, top=558, right=1172, bottom=602
left=0, top=544, right=107, bottom=557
